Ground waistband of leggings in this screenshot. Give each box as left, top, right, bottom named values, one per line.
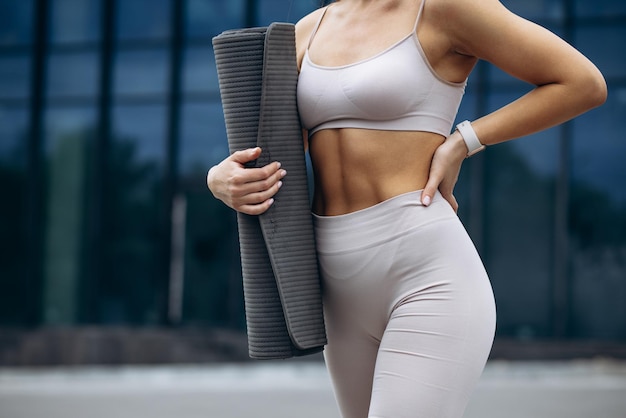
left=312, top=190, right=456, bottom=254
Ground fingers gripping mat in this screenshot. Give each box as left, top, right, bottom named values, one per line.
left=212, top=23, right=326, bottom=359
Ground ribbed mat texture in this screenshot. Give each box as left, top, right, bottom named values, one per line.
left=212, top=23, right=327, bottom=359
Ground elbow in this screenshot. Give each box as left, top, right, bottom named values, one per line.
left=580, top=67, right=608, bottom=110
left=592, top=77, right=608, bottom=108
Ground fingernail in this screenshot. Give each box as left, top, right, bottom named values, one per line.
left=423, top=195, right=431, bottom=206
left=280, top=169, right=287, bottom=177
left=268, top=198, right=274, bottom=206
left=276, top=162, right=281, bottom=169
left=277, top=181, right=283, bottom=189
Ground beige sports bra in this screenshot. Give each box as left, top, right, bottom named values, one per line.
left=297, top=0, right=466, bottom=138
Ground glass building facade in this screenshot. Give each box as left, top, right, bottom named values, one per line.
left=0, top=0, right=624, bottom=344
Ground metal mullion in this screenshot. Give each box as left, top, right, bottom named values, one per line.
left=40, top=96, right=99, bottom=106
left=113, top=39, right=170, bottom=50
left=47, top=42, right=101, bottom=53
left=25, top=0, right=49, bottom=325
left=163, top=0, right=185, bottom=325
left=245, top=0, right=257, bottom=27
left=552, top=0, right=575, bottom=339
left=82, top=0, right=116, bottom=323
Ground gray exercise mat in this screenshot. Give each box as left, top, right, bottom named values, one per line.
left=212, top=23, right=327, bottom=359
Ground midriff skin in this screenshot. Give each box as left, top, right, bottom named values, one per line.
left=309, top=128, right=444, bottom=216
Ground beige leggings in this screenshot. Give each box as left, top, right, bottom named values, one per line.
left=313, top=190, right=496, bottom=418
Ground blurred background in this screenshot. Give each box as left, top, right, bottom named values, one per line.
left=0, top=0, right=625, bottom=366
left=1, top=1, right=625, bottom=417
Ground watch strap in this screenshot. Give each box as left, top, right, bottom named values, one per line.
left=456, top=120, right=485, bottom=157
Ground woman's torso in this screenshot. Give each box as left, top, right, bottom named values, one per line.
left=296, top=0, right=476, bottom=216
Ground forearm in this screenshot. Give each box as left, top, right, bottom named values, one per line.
left=471, top=78, right=606, bottom=147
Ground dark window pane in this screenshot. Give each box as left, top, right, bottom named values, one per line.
left=47, top=51, right=100, bottom=98
left=179, top=102, right=228, bottom=176
left=116, top=0, right=170, bottom=41
left=575, top=0, right=626, bottom=17
left=0, top=106, right=29, bottom=325
left=185, top=0, right=244, bottom=38
left=50, top=0, right=102, bottom=44
left=112, top=103, right=167, bottom=168
left=483, top=92, right=559, bottom=339
left=569, top=87, right=626, bottom=340
left=575, top=27, right=626, bottom=81
left=484, top=139, right=557, bottom=339
left=42, top=107, right=96, bottom=325
left=571, top=90, right=626, bottom=203
left=102, top=104, right=167, bottom=324
left=0, top=53, right=31, bottom=99
left=181, top=189, right=243, bottom=327
left=183, top=45, right=218, bottom=95
left=257, top=0, right=317, bottom=25
left=0, top=0, right=34, bottom=45
left=114, top=49, right=169, bottom=96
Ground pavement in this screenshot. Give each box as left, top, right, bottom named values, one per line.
left=1, top=359, right=625, bottom=418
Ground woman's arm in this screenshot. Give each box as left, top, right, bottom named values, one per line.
left=448, top=0, right=606, bottom=143
left=207, top=147, right=286, bottom=215
left=422, top=0, right=607, bottom=208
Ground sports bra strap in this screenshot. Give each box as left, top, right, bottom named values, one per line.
left=307, top=6, right=331, bottom=49
left=414, top=0, right=426, bottom=33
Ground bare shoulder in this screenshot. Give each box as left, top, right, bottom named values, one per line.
left=427, top=0, right=508, bottom=20
left=295, top=7, right=327, bottom=67
left=427, top=0, right=555, bottom=56
left=429, top=0, right=604, bottom=92
left=425, top=0, right=514, bottom=43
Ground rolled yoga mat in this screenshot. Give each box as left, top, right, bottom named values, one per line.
left=212, top=23, right=327, bottom=359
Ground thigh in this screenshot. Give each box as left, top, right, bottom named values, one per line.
left=324, top=317, right=380, bottom=418
left=368, top=284, right=496, bottom=418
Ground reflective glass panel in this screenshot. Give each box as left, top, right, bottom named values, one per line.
left=0, top=53, right=31, bottom=99
left=112, top=103, right=167, bottom=169
left=257, top=0, right=318, bottom=25
left=0, top=0, right=34, bottom=45
left=43, top=106, right=96, bottom=325
left=179, top=102, right=228, bottom=176
left=483, top=92, right=558, bottom=339
left=180, top=189, right=243, bottom=327
left=47, top=51, right=100, bottom=98
left=569, top=87, right=626, bottom=340
left=102, top=103, right=167, bottom=324
left=571, top=90, right=626, bottom=203
left=575, top=0, right=626, bottom=17
left=575, top=26, right=626, bottom=81
left=114, top=49, right=169, bottom=96
left=50, top=0, right=101, bottom=44
left=185, top=0, right=244, bottom=38
left=183, top=45, right=218, bottom=95
left=116, top=0, right=170, bottom=41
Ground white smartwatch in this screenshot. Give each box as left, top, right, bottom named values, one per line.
left=456, top=120, right=485, bottom=157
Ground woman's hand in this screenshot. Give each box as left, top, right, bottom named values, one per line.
left=421, top=132, right=468, bottom=212
left=207, top=147, right=287, bottom=215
